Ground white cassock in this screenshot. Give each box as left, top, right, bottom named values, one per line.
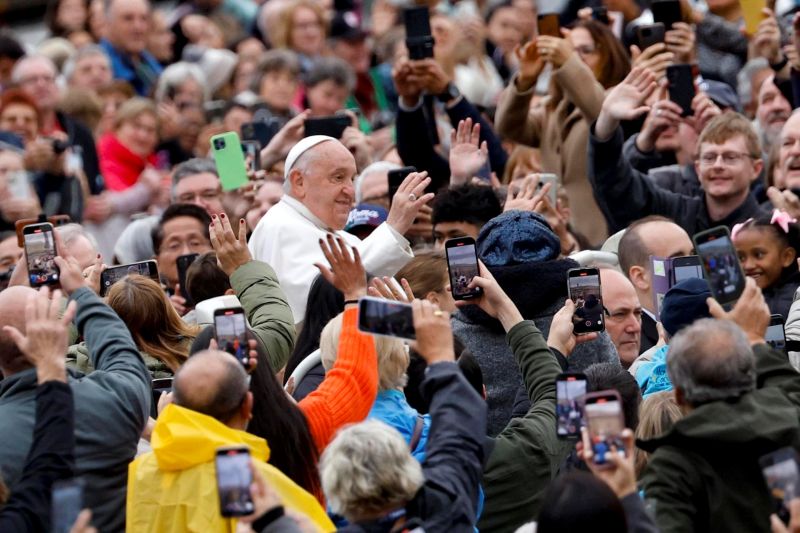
left=248, top=194, right=413, bottom=323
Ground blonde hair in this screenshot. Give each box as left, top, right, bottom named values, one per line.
left=319, top=312, right=409, bottom=391
left=271, top=0, right=326, bottom=51
left=696, top=112, right=761, bottom=159
left=634, top=391, right=683, bottom=477
left=112, top=96, right=158, bottom=131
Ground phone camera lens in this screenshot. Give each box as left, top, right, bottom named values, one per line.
left=214, top=138, right=226, bottom=150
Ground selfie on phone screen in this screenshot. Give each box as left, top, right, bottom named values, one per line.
left=556, top=375, right=586, bottom=439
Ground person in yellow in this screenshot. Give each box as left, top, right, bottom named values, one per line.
left=126, top=349, right=334, bottom=532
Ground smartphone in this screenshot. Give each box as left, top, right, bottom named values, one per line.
left=214, top=307, right=250, bottom=367
left=741, top=0, right=765, bottom=34
left=388, top=166, right=416, bottom=206
left=210, top=132, right=250, bottom=191
left=556, top=373, right=587, bottom=440
left=537, top=13, right=560, bottom=37
left=215, top=446, right=255, bottom=517
left=767, top=314, right=787, bottom=351
left=241, top=121, right=276, bottom=148
left=592, top=6, right=610, bottom=24
left=15, top=215, right=70, bottom=247
left=357, top=296, right=416, bottom=340
left=152, top=377, right=173, bottom=390
left=404, top=6, right=434, bottom=60
left=100, top=260, right=159, bottom=297
left=651, top=0, right=682, bottom=30
left=52, top=478, right=84, bottom=533
left=636, top=23, right=666, bottom=50
left=671, top=255, right=704, bottom=284
left=445, top=236, right=483, bottom=300
left=537, top=173, right=559, bottom=206
left=23, top=222, right=59, bottom=288
left=666, top=64, right=695, bottom=117
left=177, top=253, right=199, bottom=305
left=303, top=115, right=351, bottom=139
left=241, top=140, right=261, bottom=173
left=204, top=99, right=228, bottom=123
left=567, top=267, right=605, bottom=334
left=760, top=447, right=800, bottom=525
left=584, top=390, right=626, bottom=468
left=693, top=226, right=746, bottom=307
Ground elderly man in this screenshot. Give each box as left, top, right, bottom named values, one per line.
left=126, top=349, right=333, bottom=531
left=249, top=136, right=432, bottom=322
left=355, top=161, right=399, bottom=211
left=754, top=75, right=791, bottom=153
left=64, top=45, right=113, bottom=93
left=639, top=279, right=800, bottom=533
left=99, top=0, right=163, bottom=96
left=56, top=223, right=100, bottom=270
left=599, top=268, right=642, bottom=368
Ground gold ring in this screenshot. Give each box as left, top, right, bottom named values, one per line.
left=433, top=310, right=444, bottom=317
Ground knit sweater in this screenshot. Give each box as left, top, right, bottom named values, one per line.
left=298, top=307, right=378, bottom=452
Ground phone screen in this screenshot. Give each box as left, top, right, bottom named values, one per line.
left=52, top=479, right=84, bottom=533
left=241, top=141, right=260, bottom=173
left=388, top=166, right=415, bottom=205
left=446, top=240, right=481, bottom=300
left=358, top=297, right=416, bottom=340
left=767, top=318, right=786, bottom=351
left=214, top=309, right=249, bottom=366
left=761, top=448, right=800, bottom=524
left=585, top=397, right=625, bottom=466
left=556, top=375, right=586, bottom=439
left=568, top=269, right=604, bottom=333
left=673, top=264, right=704, bottom=284
left=695, top=230, right=745, bottom=305
left=101, top=262, right=156, bottom=296
left=177, top=253, right=199, bottom=303
left=24, top=225, right=59, bottom=287
left=215, top=448, right=255, bottom=517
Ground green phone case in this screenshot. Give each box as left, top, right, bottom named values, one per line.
left=210, top=132, right=249, bottom=191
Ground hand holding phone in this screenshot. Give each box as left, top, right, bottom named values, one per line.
left=215, top=446, right=255, bottom=517
left=556, top=373, right=587, bottom=439
left=567, top=267, right=605, bottom=333
left=666, top=64, right=695, bottom=117
left=358, top=297, right=416, bottom=340
left=583, top=390, right=626, bottom=468
left=445, top=237, right=483, bottom=300
left=760, top=447, right=800, bottom=525
left=214, top=307, right=250, bottom=367
left=23, top=222, right=59, bottom=287
left=404, top=6, right=434, bottom=60
left=693, top=226, right=745, bottom=306
left=100, top=260, right=159, bottom=297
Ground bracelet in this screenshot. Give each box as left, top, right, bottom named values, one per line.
left=344, top=299, right=359, bottom=306
left=260, top=506, right=284, bottom=526
left=771, top=55, right=789, bottom=72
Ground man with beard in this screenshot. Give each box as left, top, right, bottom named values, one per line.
left=754, top=75, right=791, bottom=154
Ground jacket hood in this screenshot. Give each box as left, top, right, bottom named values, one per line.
left=638, top=387, right=800, bottom=454
left=152, top=404, right=270, bottom=471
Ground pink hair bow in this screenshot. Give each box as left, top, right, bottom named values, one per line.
left=731, top=218, right=753, bottom=241
left=771, top=210, right=797, bottom=234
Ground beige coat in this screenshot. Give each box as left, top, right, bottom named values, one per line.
left=495, top=54, right=608, bottom=246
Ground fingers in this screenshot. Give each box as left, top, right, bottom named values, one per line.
left=706, top=296, right=726, bottom=319
left=574, top=331, right=599, bottom=344
left=400, top=278, right=416, bottom=301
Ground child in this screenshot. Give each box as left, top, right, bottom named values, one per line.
left=732, top=210, right=800, bottom=319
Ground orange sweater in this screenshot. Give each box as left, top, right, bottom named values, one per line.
left=299, top=307, right=378, bottom=453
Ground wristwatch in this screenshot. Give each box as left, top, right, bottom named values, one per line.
left=436, top=82, right=461, bottom=103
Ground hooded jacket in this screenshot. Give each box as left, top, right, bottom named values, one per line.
left=127, top=404, right=333, bottom=532
left=638, top=343, right=800, bottom=533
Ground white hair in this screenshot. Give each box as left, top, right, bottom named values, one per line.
left=55, top=223, right=99, bottom=252
left=10, top=54, right=57, bottom=84
left=355, top=161, right=400, bottom=203
left=154, top=62, right=209, bottom=102
left=62, top=44, right=111, bottom=82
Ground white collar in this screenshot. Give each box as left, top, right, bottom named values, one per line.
left=281, top=194, right=335, bottom=232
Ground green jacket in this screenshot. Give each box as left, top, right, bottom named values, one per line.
left=67, top=342, right=173, bottom=379
left=230, top=260, right=296, bottom=372
left=478, top=321, right=573, bottom=532
left=639, top=344, right=800, bottom=533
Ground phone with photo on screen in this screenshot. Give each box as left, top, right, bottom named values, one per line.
left=584, top=390, right=626, bottom=468
left=215, top=446, right=255, bottom=517
left=445, top=236, right=482, bottom=300
left=23, top=222, right=59, bottom=288
left=214, top=307, right=249, bottom=367
left=767, top=314, right=786, bottom=351
left=358, top=296, right=416, bottom=340
left=241, top=140, right=261, bottom=173
left=556, top=373, right=587, bottom=440
left=671, top=255, right=703, bottom=284
left=760, top=447, right=800, bottom=525
left=567, top=267, right=604, bottom=334
left=100, top=260, right=159, bottom=297
left=693, top=226, right=746, bottom=307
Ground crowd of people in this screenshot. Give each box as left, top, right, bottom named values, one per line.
left=4, top=0, right=800, bottom=530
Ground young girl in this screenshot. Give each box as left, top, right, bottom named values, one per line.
left=732, top=210, right=800, bottom=319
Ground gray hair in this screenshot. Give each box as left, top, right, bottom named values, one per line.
left=154, top=62, right=209, bottom=103
left=306, top=57, right=356, bottom=92
left=62, top=44, right=111, bottom=82
left=55, top=223, right=99, bottom=251
left=737, top=58, right=769, bottom=110
left=10, top=54, right=57, bottom=84
left=172, top=157, right=218, bottom=197
left=319, top=419, right=424, bottom=520
left=355, top=161, right=400, bottom=203
left=667, top=318, right=756, bottom=406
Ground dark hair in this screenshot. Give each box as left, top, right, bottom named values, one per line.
left=304, top=56, right=355, bottom=91
left=457, top=348, right=484, bottom=397
left=431, top=184, right=503, bottom=227
left=174, top=353, right=249, bottom=423
left=617, top=215, right=675, bottom=278
left=585, top=362, right=642, bottom=431
left=0, top=34, right=25, bottom=61
left=186, top=252, right=231, bottom=304
left=152, top=204, right=212, bottom=254
left=570, top=20, right=630, bottom=89
left=404, top=336, right=470, bottom=413
left=733, top=211, right=800, bottom=277
left=284, top=274, right=345, bottom=382
left=537, top=471, right=627, bottom=533
left=45, top=0, right=90, bottom=36
left=251, top=49, right=301, bottom=93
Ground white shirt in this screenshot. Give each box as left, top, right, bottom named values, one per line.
left=248, top=195, right=414, bottom=322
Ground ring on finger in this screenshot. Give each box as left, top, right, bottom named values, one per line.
left=409, top=193, right=417, bottom=202
left=433, top=310, right=444, bottom=317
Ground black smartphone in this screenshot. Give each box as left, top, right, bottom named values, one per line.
left=204, top=99, right=228, bottom=123
left=52, top=478, right=84, bottom=533
left=584, top=390, right=626, bottom=468
left=404, top=6, right=434, bottom=60
left=693, top=226, right=746, bottom=307
left=303, top=115, right=351, bottom=139
left=177, top=253, right=200, bottom=305
left=241, top=121, right=276, bottom=147
left=214, top=307, right=250, bottom=367
left=767, top=314, right=787, bottom=351
left=100, top=260, right=159, bottom=297
left=537, top=13, right=560, bottom=37
left=760, top=447, right=800, bottom=526
left=651, top=0, right=682, bottom=30
left=568, top=267, right=605, bottom=334
left=445, top=236, right=483, bottom=300
left=23, top=222, right=59, bottom=288
left=151, top=377, right=173, bottom=418
left=215, top=446, right=255, bottom=517
left=241, top=140, right=261, bottom=173
left=671, top=255, right=704, bottom=285
left=556, top=373, right=587, bottom=440
left=592, top=6, right=610, bottom=24
left=636, top=23, right=666, bottom=50
left=666, top=64, right=695, bottom=117
left=357, top=296, right=416, bottom=340
left=388, top=166, right=416, bottom=205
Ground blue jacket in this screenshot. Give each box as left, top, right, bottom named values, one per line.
left=369, top=390, right=431, bottom=462
left=635, top=345, right=673, bottom=398
left=99, top=39, right=163, bottom=96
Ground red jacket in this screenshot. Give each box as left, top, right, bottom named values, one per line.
left=97, top=134, right=156, bottom=192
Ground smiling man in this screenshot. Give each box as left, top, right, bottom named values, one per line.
left=248, top=136, right=431, bottom=323
left=776, top=111, right=800, bottom=190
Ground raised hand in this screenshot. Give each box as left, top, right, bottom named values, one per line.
left=505, top=174, right=548, bottom=212
left=536, top=35, right=574, bottom=68
left=596, top=67, right=657, bottom=140
left=750, top=8, right=781, bottom=63
left=314, top=234, right=367, bottom=301
left=579, top=427, right=638, bottom=499
left=449, top=118, right=489, bottom=186
left=454, top=260, right=524, bottom=331
left=392, top=58, right=424, bottom=107
left=412, top=299, right=455, bottom=365
left=630, top=42, right=674, bottom=81
left=635, top=92, right=683, bottom=153
left=547, top=300, right=598, bottom=356
left=514, top=40, right=546, bottom=91
left=368, top=276, right=415, bottom=302
left=386, top=171, right=435, bottom=235
left=665, top=22, right=696, bottom=64
left=210, top=213, right=252, bottom=276
left=687, top=91, right=721, bottom=134
left=261, top=110, right=310, bottom=170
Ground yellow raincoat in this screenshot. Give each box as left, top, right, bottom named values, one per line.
left=126, top=404, right=334, bottom=532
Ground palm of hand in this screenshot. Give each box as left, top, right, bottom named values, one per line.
left=606, top=85, right=646, bottom=119
left=450, top=143, right=486, bottom=177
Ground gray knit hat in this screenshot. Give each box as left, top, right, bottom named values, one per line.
left=477, top=211, right=561, bottom=267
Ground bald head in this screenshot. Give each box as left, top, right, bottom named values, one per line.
left=0, top=286, right=37, bottom=376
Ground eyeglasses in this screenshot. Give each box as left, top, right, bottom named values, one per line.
left=698, top=152, right=755, bottom=166
left=176, top=189, right=221, bottom=203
